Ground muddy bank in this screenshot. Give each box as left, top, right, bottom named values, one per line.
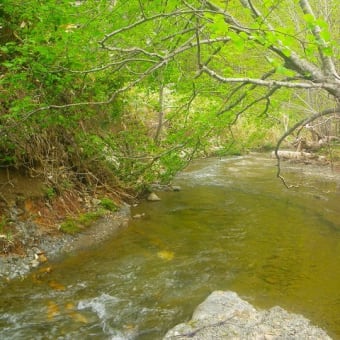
left=0, top=204, right=130, bottom=283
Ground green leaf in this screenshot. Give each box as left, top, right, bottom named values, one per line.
left=319, top=30, right=331, bottom=42
left=315, top=19, right=328, bottom=30
left=303, top=14, right=315, bottom=29
left=282, top=47, right=292, bottom=57
left=208, top=14, right=229, bottom=37
left=228, top=31, right=245, bottom=51
left=239, top=32, right=248, bottom=40
left=322, top=46, right=333, bottom=57
left=1, top=61, right=14, bottom=69
left=276, top=65, right=295, bottom=77
left=0, top=46, right=9, bottom=53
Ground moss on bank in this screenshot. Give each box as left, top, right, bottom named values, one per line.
left=60, top=198, right=117, bottom=235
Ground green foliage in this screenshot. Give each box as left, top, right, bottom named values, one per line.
left=0, top=0, right=127, bottom=190
left=78, top=211, right=105, bottom=227
left=43, top=186, right=56, bottom=200
left=0, top=0, right=338, bottom=198
left=99, top=198, right=117, bottom=212
left=59, top=218, right=81, bottom=235
left=60, top=210, right=104, bottom=234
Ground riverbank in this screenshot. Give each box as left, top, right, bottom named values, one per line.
left=0, top=202, right=131, bottom=284
left=1, top=151, right=338, bottom=284
left=0, top=154, right=339, bottom=338
left=0, top=162, right=136, bottom=283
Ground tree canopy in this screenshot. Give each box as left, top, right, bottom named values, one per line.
left=0, top=0, right=339, bottom=193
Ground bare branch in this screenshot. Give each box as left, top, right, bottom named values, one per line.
left=154, top=81, right=165, bottom=144
left=99, top=46, right=164, bottom=59
left=100, top=8, right=226, bottom=46
left=160, top=27, right=197, bottom=42
left=60, top=58, right=158, bottom=74
left=201, top=65, right=327, bottom=89
left=195, top=18, right=202, bottom=68
left=233, top=86, right=280, bottom=124
left=218, top=69, right=276, bottom=115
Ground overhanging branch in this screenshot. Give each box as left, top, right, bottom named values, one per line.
left=202, top=65, right=327, bottom=89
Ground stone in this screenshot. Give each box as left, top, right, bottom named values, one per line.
left=163, top=291, right=331, bottom=340
left=30, top=259, right=40, bottom=268
left=133, top=213, right=145, bottom=219
left=92, top=198, right=101, bottom=206
left=147, top=192, right=161, bottom=201
left=37, top=253, right=48, bottom=263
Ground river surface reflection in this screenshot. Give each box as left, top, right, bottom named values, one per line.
left=0, top=155, right=340, bottom=339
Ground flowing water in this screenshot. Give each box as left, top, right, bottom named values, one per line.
left=1, top=155, right=340, bottom=339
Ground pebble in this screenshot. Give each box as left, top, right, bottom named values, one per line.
left=147, top=192, right=161, bottom=201
left=133, top=213, right=145, bottom=219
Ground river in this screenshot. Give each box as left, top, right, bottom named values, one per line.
left=0, top=155, right=339, bottom=339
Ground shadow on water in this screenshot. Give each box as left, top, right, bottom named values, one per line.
left=0, top=155, right=340, bottom=339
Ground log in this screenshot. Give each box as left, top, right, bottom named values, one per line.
left=271, top=150, right=315, bottom=160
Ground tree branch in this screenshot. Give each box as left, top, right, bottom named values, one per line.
left=274, top=106, right=340, bottom=187
left=201, top=65, right=327, bottom=89
left=100, top=8, right=229, bottom=46
left=59, top=58, right=158, bottom=74
left=299, top=0, right=339, bottom=79
left=217, top=69, right=276, bottom=115
left=206, top=1, right=329, bottom=83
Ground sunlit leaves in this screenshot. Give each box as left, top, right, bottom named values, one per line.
left=1, top=0, right=339, bottom=190
left=302, top=12, right=334, bottom=57
left=206, top=13, right=229, bottom=38
left=275, top=65, right=295, bottom=77
left=321, top=46, right=334, bottom=57
left=319, top=30, right=331, bottom=42
left=303, top=13, right=315, bottom=29
left=228, top=31, right=245, bottom=51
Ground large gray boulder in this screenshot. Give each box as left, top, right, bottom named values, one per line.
left=163, top=291, right=331, bottom=339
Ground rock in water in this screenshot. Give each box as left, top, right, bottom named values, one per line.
left=163, top=291, right=331, bottom=339
left=147, top=192, right=161, bottom=201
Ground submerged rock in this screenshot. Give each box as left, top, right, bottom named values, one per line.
left=133, top=213, right=145, bottom=219
left=164, top=291, right=331, bottom=339
left=150, top=184, right=181, bottom=192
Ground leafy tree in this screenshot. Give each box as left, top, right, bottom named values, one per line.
left=93, top=0, right=340, bottom=182
left=0, top=0, right=128, bottom=194
left=1, top=0, right=339, bottom=193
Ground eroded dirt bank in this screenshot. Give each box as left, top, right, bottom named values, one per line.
left=0, top=168, right=132, bottom=283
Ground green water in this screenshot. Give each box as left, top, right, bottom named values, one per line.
left=1, top=155, right=340, bottom=339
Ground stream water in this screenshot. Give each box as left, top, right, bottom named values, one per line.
left=1, top=155, right=340, bottom=339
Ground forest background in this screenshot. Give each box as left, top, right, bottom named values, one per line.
left=0, top=0, right=339, bottom=245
